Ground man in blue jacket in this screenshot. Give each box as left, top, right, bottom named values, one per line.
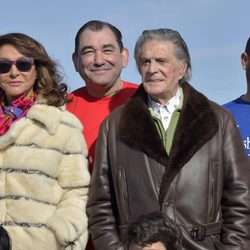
left=223, top=37, right=250, bottom=157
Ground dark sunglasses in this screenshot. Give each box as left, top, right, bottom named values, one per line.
left=0, top=58, right=34, bottom=74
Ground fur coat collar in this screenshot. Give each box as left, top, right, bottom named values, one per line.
left=0, top=103, right=82, bottom=150
left=119, top=82, right=219, bottom=204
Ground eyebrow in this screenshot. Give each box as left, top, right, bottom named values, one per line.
left=102, top=44, right=116, bottom=50
left=80, top=43, right=116, bottom=53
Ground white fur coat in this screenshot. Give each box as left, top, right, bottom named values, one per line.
left=0, top=103, right=90, bottom=250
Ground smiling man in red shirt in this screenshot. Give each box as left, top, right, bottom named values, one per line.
left=67, top=20, right=138, bottom=174
left=67, top=20, right=138, bottom=250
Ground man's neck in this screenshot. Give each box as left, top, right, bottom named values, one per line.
left=86, top=81, right=123, bottom=98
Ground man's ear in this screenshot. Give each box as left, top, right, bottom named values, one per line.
left=178, top=62, right=188, bottom=80
left=121, top=48, right=129, bottom=68
left=72, top=52, right=79, bottom=72
left=241, top=52, right=249, bottom=70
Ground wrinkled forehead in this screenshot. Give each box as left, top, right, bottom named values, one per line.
left=78, top=27, right=119, bottom=51
left=0, top=44, right=27, bottom=60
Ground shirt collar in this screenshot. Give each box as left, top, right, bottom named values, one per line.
left=148, top=87, right=182, bottom=115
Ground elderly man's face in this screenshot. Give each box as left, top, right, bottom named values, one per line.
left=129, top=242, right=167, bottom=250
left=139, top=39, right=187, bottom=105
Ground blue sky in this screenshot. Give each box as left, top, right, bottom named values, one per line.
left=2, top=0, right=249, bottom=104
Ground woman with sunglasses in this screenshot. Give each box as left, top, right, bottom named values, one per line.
left=0, top=33, right=90, bottom=249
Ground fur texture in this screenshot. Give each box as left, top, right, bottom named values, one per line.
left=0, top=103, right=90, bottom=250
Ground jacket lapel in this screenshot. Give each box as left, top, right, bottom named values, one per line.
left=119, top=83, right=219, bottom=204
left=159, top=83, right=219, bottom=204
left=119, top=84, right=169, bottom=166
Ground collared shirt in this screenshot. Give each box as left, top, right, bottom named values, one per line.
left=148, top=88, right=182, bottom=131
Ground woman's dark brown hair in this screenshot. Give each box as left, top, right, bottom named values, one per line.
left=0, top=33, right=68, bottom=107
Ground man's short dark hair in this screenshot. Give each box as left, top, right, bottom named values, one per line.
left=74, top=20, right=124, bottom=54
left=245, top=37, right=250, bottom=56
left=126, top=212, right=182, bottom=250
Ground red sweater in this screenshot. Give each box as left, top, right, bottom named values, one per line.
left=67, top=81, right=138, bottom=174
left=67, top=81, right=138, bottom=250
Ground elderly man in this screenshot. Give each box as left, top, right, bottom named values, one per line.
left=87, top=28, right=250, bottom=250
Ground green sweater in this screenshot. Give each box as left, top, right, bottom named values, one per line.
left=149, top=88, right=183, bottom=154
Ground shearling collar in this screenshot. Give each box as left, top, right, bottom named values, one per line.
left=119, top=82, right=219, bottom=204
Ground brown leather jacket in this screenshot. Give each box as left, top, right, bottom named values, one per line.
left=87, top=83, right=250, bottom=250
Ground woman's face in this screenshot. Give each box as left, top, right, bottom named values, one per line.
left=0, top=44, right=37, bottom=103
